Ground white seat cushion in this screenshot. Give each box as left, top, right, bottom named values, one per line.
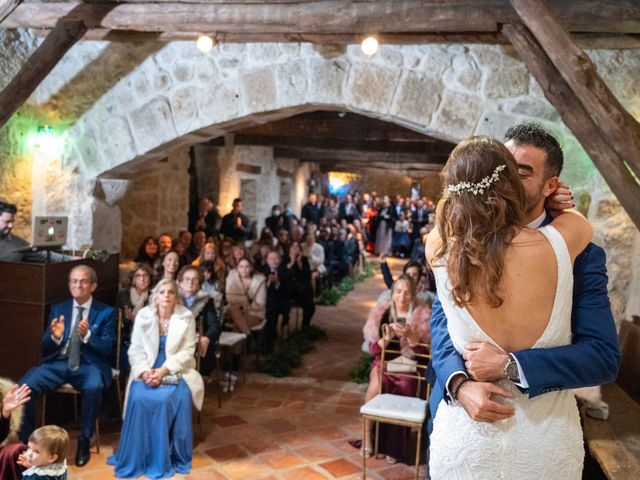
left=360, top=393, right=427, bottom=424
left=219, top=331, right=247, bottom=347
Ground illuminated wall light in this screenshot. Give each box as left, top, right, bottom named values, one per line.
left=361, top=36, right=379, bottom=56
left=328, top=171, right=359, bottom=194
left=27, top=125, right=66, bottom=162
left=196, top=35, right=215, bottom=53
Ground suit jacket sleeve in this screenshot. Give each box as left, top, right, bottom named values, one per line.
left=203, top=300, right=221, bottom=343
left=513, top=243, right=620, bottom=397
left=41, top=304, right=66, bottom=357
left=430, top=294, right=465, bottom=402
left=380, top=261, right=394, bottom=289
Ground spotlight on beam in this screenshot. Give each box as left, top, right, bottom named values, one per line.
left=197, top=35, right=215, bottom=53
left=361, top=36, right=379, bottom=56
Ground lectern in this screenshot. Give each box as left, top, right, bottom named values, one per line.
left=0, top=255, right=119, bottom=381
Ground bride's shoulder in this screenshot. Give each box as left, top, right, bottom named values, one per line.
left=425, top=226, right=442, bottom=263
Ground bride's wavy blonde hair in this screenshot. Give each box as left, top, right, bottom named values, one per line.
left=433, top=136, right=526, bottom=307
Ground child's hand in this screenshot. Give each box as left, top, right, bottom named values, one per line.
left=17, top=452, right=31, bottom=468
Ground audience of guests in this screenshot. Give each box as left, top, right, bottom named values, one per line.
left=362, top=275, right=431, bottom=463
left=108, top=279, right=204, bottom=478
left=158, top=251, right=180, bottom=282
left=225, top=257, right=267, bottom=334
left=19, top=265, right=116, bottom=467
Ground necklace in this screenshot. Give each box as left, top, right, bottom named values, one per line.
left=159, top=316, right=171, bottom=335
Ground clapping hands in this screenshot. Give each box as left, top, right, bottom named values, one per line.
left=50, top=315, right=65, bottom=339
left=1, top=384, right=31, bottom=418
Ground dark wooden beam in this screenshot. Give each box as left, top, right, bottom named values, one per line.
left=274, top=146, right=445, bottom=167
left=318, top=163, right=440, bottom=177
left=0, top=0, right=21, bottom=24
left=5, top=1, right=640, bottom=35
left=235, top=162, right=261, bottom=174
left=509, top=0, right=640, bottom=180
left=503, top=22, right=640, bottom=229
left=0, top=20, right=87, bottom=129
left=234, top=134, right=449, bottom=155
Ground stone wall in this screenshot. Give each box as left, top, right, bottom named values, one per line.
left=117, top=149, right=190, bottom=259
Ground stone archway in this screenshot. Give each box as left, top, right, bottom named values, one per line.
left=33, top=42, right=638, bottom=319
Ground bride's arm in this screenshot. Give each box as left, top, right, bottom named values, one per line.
left=549, top=209, right=592, bottom=261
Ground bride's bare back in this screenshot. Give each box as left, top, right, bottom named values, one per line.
left=427, top=211, right=592, bottom=353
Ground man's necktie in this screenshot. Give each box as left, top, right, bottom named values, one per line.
left=68, top=306, right=84, bottom=371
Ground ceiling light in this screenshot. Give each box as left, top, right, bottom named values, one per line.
left=197, top=35, right=214, bottom=53
left=361, top=36, right=379, bottom=56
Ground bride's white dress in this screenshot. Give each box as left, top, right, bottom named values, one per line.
left=429, top=226, right=584, bottom=480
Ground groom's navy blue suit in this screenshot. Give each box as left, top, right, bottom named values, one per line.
left=428, top=214, right=620, bottom=433
left=19, top=298, right=116, bottom=441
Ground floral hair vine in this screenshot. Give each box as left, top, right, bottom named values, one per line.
left=444, top=164, right=507, bottom=197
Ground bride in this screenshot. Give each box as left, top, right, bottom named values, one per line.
left=426, top=136, right=591, bottom=479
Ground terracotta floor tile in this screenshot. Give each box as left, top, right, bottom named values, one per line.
left=213, top=414, right=248, bottom=428
left=259, top=418, right=297, bottom=434
left=310, top=426, right=350, bottom=441
left=190, top=452, right=216, bottom=469
left=220, top=458, right=273, bottom=480
left=377, top=464, right=425, bottom=480
left=318, top=458, right=361, bottom=478
left=259, top=450, right=306, bottom=470
left=281, top=466, right=332, bottom=479
left=184, top=468, right=228, bottom=480
left=294, top=443, right=344, bottom=462
left=205, top=444, right=250, bottom=462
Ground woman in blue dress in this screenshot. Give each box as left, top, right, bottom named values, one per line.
left=108, top=279, right=204, bottom=479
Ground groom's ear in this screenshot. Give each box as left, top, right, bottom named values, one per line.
left=541, top=176, right=559, bottom=199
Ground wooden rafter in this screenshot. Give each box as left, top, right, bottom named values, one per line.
left=503, top=22, right=640, bottom=229
left=4, top=1, right=640, bottom=35
left=0, top=0, right=21, bottom=24
left=0, top=20, right=87, bottom=129
left=509, top=0, right=640, bottom=180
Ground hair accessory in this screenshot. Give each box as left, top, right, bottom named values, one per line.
left=444, top=164, right=506, bottom=196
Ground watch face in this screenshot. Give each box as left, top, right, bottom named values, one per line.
left=506, top=361, right=518, bottom=381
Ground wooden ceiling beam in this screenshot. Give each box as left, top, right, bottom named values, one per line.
left=318, top=164, right=441, bottom=177
left=5, top=1, right=640, bottom=35
left=0, top=0, right=21, bottom=24
left=0, top=19, right=87, bottom=130
left=274, top=146, right=445, bottom=168
left=233, top=135, right=451, bottom=155
left=27, top=28, right=640, bottom=49
left=510, top=0, right=640, bottom=181
left=503, top=21, right=640, bottom=229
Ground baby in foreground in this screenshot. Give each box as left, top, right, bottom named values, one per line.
left=18, top=425, right=68, bottom=480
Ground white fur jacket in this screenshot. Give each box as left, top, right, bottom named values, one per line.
left=125, top=305, right=204, bottom=414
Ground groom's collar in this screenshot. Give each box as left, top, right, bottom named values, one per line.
left=527, top=210, right=548, bottom=229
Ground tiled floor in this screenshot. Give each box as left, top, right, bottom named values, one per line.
left=66, top=258, right=425, bottom=479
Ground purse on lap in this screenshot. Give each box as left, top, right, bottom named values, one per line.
left=386, top=355, right=417, bottom=373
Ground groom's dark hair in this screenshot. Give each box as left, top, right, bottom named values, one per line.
left=504, top=123, right=563, bottom=178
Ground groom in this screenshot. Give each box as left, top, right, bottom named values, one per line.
left=428, top=123, right=620, bottom=429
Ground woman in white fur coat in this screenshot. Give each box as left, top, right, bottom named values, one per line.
left=108, top=279, right=204, bottom=479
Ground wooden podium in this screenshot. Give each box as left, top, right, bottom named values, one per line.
left=0, top=255, right=119, bottom=381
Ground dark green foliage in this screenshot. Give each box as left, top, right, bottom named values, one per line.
left=349, top=354, right=374, bottom=384
left=316, top=261, right=376, bottom=306
left=258, top=325, right=328, bottom=377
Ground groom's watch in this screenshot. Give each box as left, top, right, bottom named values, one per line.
left=504, top=354, right=520, bottom=383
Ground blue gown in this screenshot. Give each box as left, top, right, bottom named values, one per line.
left=108, top=336, right=193, bottom=479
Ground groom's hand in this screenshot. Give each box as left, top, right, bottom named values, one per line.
left=463, top=342, right=509, bottom=382
left=457, top=381, right=515, bottom=423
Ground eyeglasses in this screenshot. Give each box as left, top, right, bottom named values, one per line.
left=134, top=273, right=150, bottom=278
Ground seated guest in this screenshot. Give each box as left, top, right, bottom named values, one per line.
left=116, top=263, right=153, bottom=371
left=134, top=236, right=159, bottom=268
left=343, top=226, right=360, bottom=275
left=19, top=265, right=116, bottom=467
left=226, top=243, right=248, bottom=272
left=157, top=234, right=173, bottom=257
left=262, top=251, right=292, bottom=351
left=265, top=205, right=287, bottom=234
left=18, top=425, right=68, bottom=480
left=392, top=212, right=412, bottom=258
left=274, top=228, right=290, bottom=257
left=301, top=224, right=326, bottom=295
left=225, top=258, right=266, bottom=334
left=379, top=256, right=436, bottom=299
left=0, top=382, right=31, bottom=480
left=157, top=251, right=180, bottom=283
left=192, top=242, right=226, bottom=287
left=220, top=238, right=234, bottom=269
left=249, top=228, right=274, bottom=265
left=108, top=279, right=203, bottom=478
left=220, top=198, right=251, bottom=243
left=361, top=275, right=430, bottom=463
left=190, top=231, right=207, bottom=261
left=284, top=242, right=316, bottom=328
left=324, top=228, right=348, bottom=287
left=177, top=266, right=221, bottom=376
left=0, top=201, right=74, bottom=263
